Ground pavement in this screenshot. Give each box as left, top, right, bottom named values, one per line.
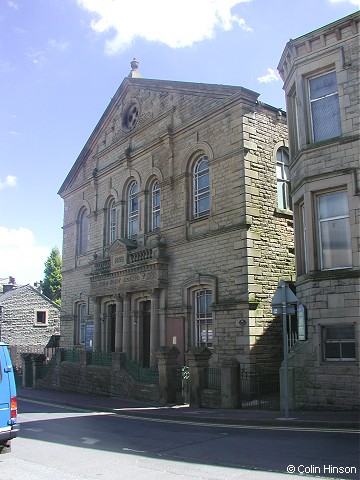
left=17, top=387, right=360, bottom=431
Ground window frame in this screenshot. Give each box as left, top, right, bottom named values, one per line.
left=34, top=309, right=48, bottom=326
left=308, top=70, right=342, bottom=143
left=76, top=303, right=86, bottom=345
left=108, top=199, right=116, bottom=245
left=127, top=181, right=139, bottom=239
left=276, top=147, right=291, bottom=211
left=323, top=325, right=356, bottom=362
left=193, top=155, right=210, bottom=219
left=194, top=289, right=213, bottom=348
left=151, top=180, right=161, bottom=232
left=78, top=208, right=89, bottom=256
left=316, top=190, right=352, bottom=271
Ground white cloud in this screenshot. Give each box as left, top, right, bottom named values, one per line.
left=25, top=48, right=46, bottom=65
left=257, top=68, right=280, bottom=84
left=7, top=1, right=19, bottom=10
left=0, top=60, right=15, bottom=74
left=0, top=175, right=17, bottom=190
left=76, top=0, right=253, bottom=54
left=48, top=39, right=70, bottom=52
left=0, top=227, right=50, bottom=285
left=328, top=0, right=360, bottom=6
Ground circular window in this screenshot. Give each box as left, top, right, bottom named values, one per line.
left=123, top=101, right=140, bottom=131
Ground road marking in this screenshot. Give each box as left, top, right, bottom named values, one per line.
left=24, top=428, right=43, bottom=432
left=81, top=437, right=100, bottom=445
left=123, top=447, right=146, bottom=453
left=19, top=397, right=359, bottom=435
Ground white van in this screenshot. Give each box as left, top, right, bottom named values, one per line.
left=0, top=342, right=20, bottom=453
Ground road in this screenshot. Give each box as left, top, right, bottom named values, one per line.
left=0, top=398, right=358, bottom=480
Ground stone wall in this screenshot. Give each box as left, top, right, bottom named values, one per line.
left=1, top=285, right=60, bottom=369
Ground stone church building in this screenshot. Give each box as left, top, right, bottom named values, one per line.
left=58, top=59, right=295, bottom=382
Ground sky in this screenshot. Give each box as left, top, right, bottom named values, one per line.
left=0, top=0, right=359, bottom=286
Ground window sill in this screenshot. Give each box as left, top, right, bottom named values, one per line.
left=274, top=208, right=293, bottom=219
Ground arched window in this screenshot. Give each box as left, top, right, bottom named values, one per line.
left=108, top=199, right=116, bottom=244
left=76, top=303, right=86, bottom=345
left=128, top=181, right=138, bottom=238
left=78, top=209, right=88, bottom=255
left=195, top=289, right=213, bottom=348
left=276, top=147, right=291, bottom=210
left=151, top=181, right=160, bottom=231
left=193, top=155, right=210, bottom=218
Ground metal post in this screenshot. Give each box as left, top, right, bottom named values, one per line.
left=281, top=281, right=289, bottom=418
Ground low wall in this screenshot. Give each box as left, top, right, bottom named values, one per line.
left=35, top=353, right=160, bottom=403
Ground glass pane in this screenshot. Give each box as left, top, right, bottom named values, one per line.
left=131, top=196, right=138, bottom=213
left=341, top=342, right=356, bottom=359
left=325, top=342, right=340, bottom=359
left=197, top=172, right=209, bottom=190
left=196, top=159, right=208, bottom=173
left=79, top=211, right=88, bottom=254
left=198, top=196, right=210, bottom=213
left=310, top=72, right=337, bottom=100
left=319, top=191, right=348, bottom=219
left=312, top=95, right=341, bottom=142
left=320, top=217, right=352, bottom=269
left=326, top=326, right=355, bottom=340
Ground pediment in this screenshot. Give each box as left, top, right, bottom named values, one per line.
left=108, top=238, right=136, bottom=255
left=59, top=76, right=248, bottom=197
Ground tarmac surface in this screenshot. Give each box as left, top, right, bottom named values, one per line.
left=17, top=387, right=360, bottom=431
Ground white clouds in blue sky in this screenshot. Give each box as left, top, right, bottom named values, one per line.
left=329, top=0, right=360, bottom=5
left=0, top=227, right=49, bottom=285
left=76, top=0, right=253, bottom=54
left=257, top=68, right=280, bottom=84
left=0, top=175, right=17, bottom=190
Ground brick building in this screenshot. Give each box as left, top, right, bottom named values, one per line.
left=58, top=60, right=295, bottom=394
left=278, top=12, right=360, bottom=409
left=0, top=281, right=60, bottom=370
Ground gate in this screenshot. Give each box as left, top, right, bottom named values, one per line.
left=240, top=368, right=280, bottom=410
left=175, top=366, right=190, bottom=404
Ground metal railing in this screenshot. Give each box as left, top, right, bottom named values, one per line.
left=204, top=367, right=221, bottom=390
left=123, top=356, right=159, bottom=384
left=38, top=349, right=59, bottom=379
left=62, top=348, right=81, bottom=363
left=240, top=368, right=280, bottom=410
left=86, top=351, right=112, bottom=366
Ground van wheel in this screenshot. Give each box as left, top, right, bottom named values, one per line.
left=0, top=441, right=11, bottom=454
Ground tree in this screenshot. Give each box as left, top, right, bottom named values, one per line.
left=41, top=247, right=62, bottom=305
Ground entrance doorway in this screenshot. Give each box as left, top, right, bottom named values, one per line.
left=141, top=301, right=151, bottom=367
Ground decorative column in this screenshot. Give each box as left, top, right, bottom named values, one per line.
left=101, top=312, right=107, bottom=352
left=92, top=297, right=101, bottom=352
left=115, top=294, right=123, bottom=352
left=131, top=301, right=137, bottom=362
left=156, top=346, right=179, bottom=404
left=150, top=289, right=160, bottom=368
left=122, top=293, right=131, bottom=356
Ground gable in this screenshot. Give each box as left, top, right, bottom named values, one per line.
left=0, top=285, right=60, bottom=311
left=58, top=77, right=254, bottom=197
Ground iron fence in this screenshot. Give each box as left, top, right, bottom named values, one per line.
left=123, top=356, right=159, bottom=385
left=204, top=367, right=221, bottom=390
left=61, top=348, right=81, bottom=363
left=239, top=368, right=280, bottom=410
left=86, top=351, right=112, bottom=366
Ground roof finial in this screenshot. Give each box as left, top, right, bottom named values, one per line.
left=128, top=58, right=142, bottom=78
